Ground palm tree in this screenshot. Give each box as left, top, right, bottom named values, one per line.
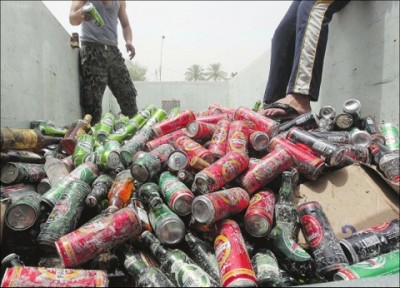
left=185, top=64, right=206, bottom=81
left=205, top=63, right=228, bottom=81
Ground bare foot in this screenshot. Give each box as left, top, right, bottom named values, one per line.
left=260, top=93, right=312, bottom=117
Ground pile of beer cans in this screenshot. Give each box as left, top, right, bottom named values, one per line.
left=0, top=99, right=399, bottom=287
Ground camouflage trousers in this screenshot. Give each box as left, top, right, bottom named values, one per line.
left=80, top=41, right=138, bottom=125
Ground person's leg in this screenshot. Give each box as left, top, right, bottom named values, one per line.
left=263, top=0, right=350, bottom=117
left=263, top=0, right=300, bottom=104
left=80, top=45, right=108, bottom=125
left=107, top=47, right=138, bottom=118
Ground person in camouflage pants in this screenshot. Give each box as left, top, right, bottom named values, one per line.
left=79, top=43, right=138, bottom=124
left=70, top=1, right=138, bottom=125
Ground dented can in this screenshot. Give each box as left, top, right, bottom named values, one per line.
left=214, top=219, right=257, bottom=287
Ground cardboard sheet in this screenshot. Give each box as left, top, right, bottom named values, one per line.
left=294, top=164, right=399, bottom=245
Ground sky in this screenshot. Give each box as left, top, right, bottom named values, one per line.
left=43, top=1, right=292, bottom=82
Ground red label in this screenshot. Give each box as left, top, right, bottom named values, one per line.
left=301, top=215, right=323, bottom=248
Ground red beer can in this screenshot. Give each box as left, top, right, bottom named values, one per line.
left=234, top=106, right=279, bottom=137
left=268, top=135, right=325, bottom=180
left=146, top=128, right=186, bottom=151
left=240, top=147, right=294, bottom=194
left=194, top=151, right=249, bottom=193
left=174, top=135, right=215, bottom=164
left=214, top=219, right=257, bottom=287
left=0, top=266, right=108, bottom=287
left=55, top=206, right=142, bottom=267
left=186, top=120, right=217, bottom=141
left=208, top=119, right=231, bottom=159
left=191, top=187, right=250, bottom=224
left=226, top=120, right=251, bottom=154
left=152, top=110, right=195, bottom=137
left=196, top=113, right=231, bottom=124
left=244, top=190, right=275, bottom=238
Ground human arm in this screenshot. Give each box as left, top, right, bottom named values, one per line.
left=119, top=0, right=135, bottom=60
left=69, top=0, right=92, bottom=26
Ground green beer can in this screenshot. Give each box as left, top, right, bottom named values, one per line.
left=334, top=250, right=399, bottom=281
left=94, top=112, right=115, bottom=143
left=114, top=114, right=130, bottom=131
left=72, top=134, right=94, bottom=167
left=380, top=123, right=400, bottom=153
left=40, top=162, right=99, bottom=212
left=37, top=180, right=91, bottom=252
left=141, top=108, right=168, bottom=130
left=139, top=104, right=157, bottom=120
left=148, top=202, right=186, bottom=245
left=96, top=140, right=122, bottom=170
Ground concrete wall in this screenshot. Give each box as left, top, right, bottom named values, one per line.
left=0, top=1, right=81, bottom=128
left=319, top=0, right=399, bottom=124
left=229, top=0, right=400, bottom=124
left=103, top=81, right=229, bottom=115
left=1, top=1, right=398, bottom=129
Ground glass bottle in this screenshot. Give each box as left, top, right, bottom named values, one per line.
left=184, top=232, right=220, bottom=282
left=252, top=99, right=261, bottom=112
left=44, top=155, right=69, bottom=187
left=60, top=114, right=92, bottom=155
left=85, top=174, right=115, bottom=207
left=141, top=230, right=219, bottom=287
left=268, top=168, right=314, bottom=281
left=0, top=128, right=62, bottom=152
left=118, top=243, right=174, bottom=287
left=38, top=123, right=67, bottom=137
left=106, top=170, right=134, bottom=214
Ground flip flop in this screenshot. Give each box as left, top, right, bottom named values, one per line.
left=263, top=102, right=299, bottom=120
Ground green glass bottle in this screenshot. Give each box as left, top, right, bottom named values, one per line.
left=141, top=231, right=219, bottom=287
